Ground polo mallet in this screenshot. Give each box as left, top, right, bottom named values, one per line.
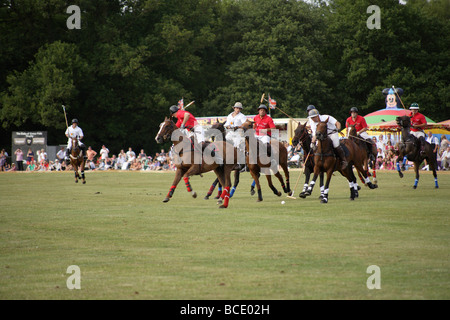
left=286, top=150, right=311, bottom=199
left=260, top=93, right=265, bottom=104
left=62, top=105, right=69, bottom=129
left=183, top=100, right=195, bottom=110
left=392, top=85, right=407, bottom=110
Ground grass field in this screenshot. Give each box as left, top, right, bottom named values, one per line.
left=0, top=169, right=449, bottom=300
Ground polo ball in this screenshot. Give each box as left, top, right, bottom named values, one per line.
left=281, top=201, right=286, bottom=205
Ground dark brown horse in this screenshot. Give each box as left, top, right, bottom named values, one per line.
left=203, top=120, right=244, bottom=200
left=304, top=118, right=376, bottom=203
left=240, top=119, right=291, bottom=202
left=291, top=121, right=324, bottom=199
left=395, top=115, right=439, bottom=189
left=70, top=139, right=86, bottom=184
left=155, top=117, right=238, bottom=208
left=346, top=124, right=378, bottom=187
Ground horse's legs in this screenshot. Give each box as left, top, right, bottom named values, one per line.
left=279, top=163, right=290, bottom=194
left=219, top=166, right=233, bottom=209
left=413, top=161, right=420, bottom=189
left=266, top=174, right=282, bottom=197
left=299, top=167, right=311, bottom=198
left=81, top=168, right=86, bottom=184
left=163, top=169, right=184, bottom=202
left=204, top=177, right=219, bottom=200
left=430, top=155, right=439, bottom=188
left=304, top=169, right=320, bottom=197
left=396, top=154, right=404, bottom=178
left=250, top=169, right=263, bottom=202
left=229, top=170, right=240, bottom=198
left=353, top=162, right=377, bottom=189
left=320, top=169, right=334, bottom=203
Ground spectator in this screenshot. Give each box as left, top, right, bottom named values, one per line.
left=0, top=149, right=7, bottom=171
left=99, top=145, right=109, bottom=163
left=385, top=140, right=394, bottom=154
left=26, top=160, right=37, bottom=171
left=6, top=163, right=16, bottom=172
left=138, top=149, right=147, bottom=161
left=441, top=146, right=450, bottom=170
left=440, top=135, right=449, bottom=156
left=376, top=135, right=385, bottom=151
left=14, top=148, right=24, bottom=171
left=56, top=147, right=66, bottom=164
left=126, top=147, right=136, bottom=163
left=26, top=148, right=34, bottom=165
left=423, top=131, right=440, bottom=171
left=38, top=148, right=47, bottom=166
left=117, top=149, right=127, bottom=170
left=86, top=146, right=97, bottom=162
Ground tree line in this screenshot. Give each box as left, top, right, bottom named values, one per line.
left=1, top=0, right=449, bottom=154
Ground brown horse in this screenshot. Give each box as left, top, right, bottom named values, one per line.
left=203, top=120, right=244, bottom=200
left=240, top=119, right=291, bottom=202
left=70, top=139, right=86, bottom=184
left=304, top=118, right=376, bottom=203
left=346, top=124, right=378, bottom=187
left=291, top=121, right=324, bottom=199
left=155, top=117, right=238, bottom=208
left=395, top=115, right=439, bottom=189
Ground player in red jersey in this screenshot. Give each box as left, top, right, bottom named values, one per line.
left=409, top=103, right=427, bottom=154
left=253, top=104, right=276, bottom=156
left=345, top=107, right=377, bottom=161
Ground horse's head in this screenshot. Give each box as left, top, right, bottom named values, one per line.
left=347, top=124, right=357, bottom=138
left=396, top=116, right=411, bottom=128
left=292, top=122, right=309, bottom=147
left=71, top=138, right=80, bottom=153
left=155, top=117, right=178, bottom=144
left=240, top=119, right=254, bottom=132
left=209, top=119, right=225, bottom=133
left=315, top=118, right=329, bottom=141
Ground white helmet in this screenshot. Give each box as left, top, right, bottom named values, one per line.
left=308, top=109, right=320, bottom=118
left=233, top=102, right=243, bottom=109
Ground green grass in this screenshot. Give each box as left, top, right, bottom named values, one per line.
left=0, top=169, right=449, bottom=300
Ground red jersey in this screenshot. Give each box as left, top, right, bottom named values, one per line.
left=254, top=114, right=275, bottom=136
left=410, top=112, right=427, bottom=132
left=346, top=115, right=368, bottom=132
left=174, top=109, right=198, bottom=129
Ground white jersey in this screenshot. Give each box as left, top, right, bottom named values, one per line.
left=224, top=112, right=247, bottom=128
left=65, top=126, right=84, bottom=140
left=309, top=115, right=339, bottom=136
left=426, top=135, right=439, bottom=145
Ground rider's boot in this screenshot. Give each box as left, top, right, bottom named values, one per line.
left=335, top=145, right=348, bottom=171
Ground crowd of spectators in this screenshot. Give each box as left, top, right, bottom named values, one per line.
left=0, top=146, right=176, bottom=172
left=1, top=133, right=449, bottom=173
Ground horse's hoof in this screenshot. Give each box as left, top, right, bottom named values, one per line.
left=219, top=205, right=227, bottom=209
left=299, top=193, right=306, bottom=198
left=349, top=197, right=355, bottom=201
left=83, top=181, right=86, bottom=184
left=163, top=198, right=170, bottom=203
left=75, top=180, right=78, bottom=183
left=250, top=189, right=255, bottom=196
left=214, top=196, right=220, bottom=199
left=257, top=199, right=263, bottom=202
left=413, top=185, right=417, bottom=189
left=435, top=186, right=439, bottom=189
left=277, top=191, right=282, bottom=197
left=217, top=199, right=223, bottom=205
left=357, top=185, right=361, bottom=190
left=192, top=191, right=197, bottom=198
left=204, top=196, right=210, bottom=200
left=320, top=198, right=328, bottom=204
left=355, top=191, right=359, bottom=198
left=399, top=173, right=404, bottom=178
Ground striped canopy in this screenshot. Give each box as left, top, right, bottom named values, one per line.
left=364, top=108, right=435, bottom=125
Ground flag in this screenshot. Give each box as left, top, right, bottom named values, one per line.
left=268, top=95, right=276, bottom=109
left=178, top=98, right=184, bottom=109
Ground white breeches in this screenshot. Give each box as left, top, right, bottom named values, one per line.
left=256, top=135, right=271, bottom=145
left=226, top=131, right=244, bottom=150
left=359, top=131, right=371, bottom=140
left=329, top=132, right=340, bottom=148
left=67, top=138, right=85, bottom=149
left=182, top=125, right=205, bottom=144
left=411, top=131, right=425, bottom=138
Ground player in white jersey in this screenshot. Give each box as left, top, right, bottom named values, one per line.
left=65, top=119, right=87, bottom=164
